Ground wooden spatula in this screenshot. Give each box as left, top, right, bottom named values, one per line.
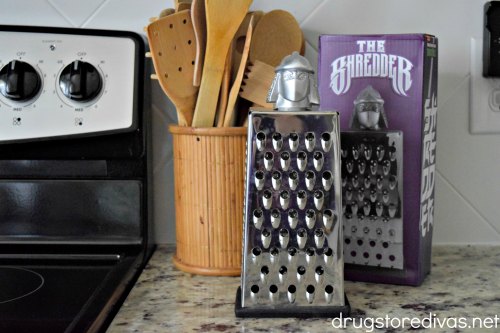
left=239, top=60, right=275, bottom=109
left=215, top=50, right=232, bottom=127
left=223, top=15, right=254, bottom=127
left=147, top=11, right=198, bottom=126
left=191, top=0, right=253, bottom=128
left=191, top=0, right=206, bottom=87
left=231, top=11, right=263, bottom=80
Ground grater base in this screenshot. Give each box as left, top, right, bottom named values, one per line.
left=234, top=287, right=351, bottom=318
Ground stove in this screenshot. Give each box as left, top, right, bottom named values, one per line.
left=0, top=26, right=153, bottom=333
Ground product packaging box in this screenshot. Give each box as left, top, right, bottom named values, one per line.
left=318, top=34, right=437, bottom=286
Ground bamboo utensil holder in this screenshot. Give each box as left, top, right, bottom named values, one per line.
left=169, top=125, right=247, bottom=276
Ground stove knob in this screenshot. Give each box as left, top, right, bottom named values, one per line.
left=59, top=61, right=102, bottom=102
left=0, top=60, right=42, bottom=102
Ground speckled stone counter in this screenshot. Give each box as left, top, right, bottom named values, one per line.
left=108, top=246, right=500, bottom=332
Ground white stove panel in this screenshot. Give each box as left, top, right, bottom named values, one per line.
left=0, top=31, right=137, bottom=142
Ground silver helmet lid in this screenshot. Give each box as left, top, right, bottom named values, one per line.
left=275, top=51, right=314, bottom=73
left=267, top=52, right=319, bottom=111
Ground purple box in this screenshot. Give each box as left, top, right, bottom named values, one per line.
left=318, top=34, right=438, bottom=286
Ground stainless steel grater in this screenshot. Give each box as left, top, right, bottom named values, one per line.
left=341, top=86, right=403, bottom=270
left=235, top=52, right=350, bottom=318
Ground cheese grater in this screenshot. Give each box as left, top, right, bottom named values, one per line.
left=341, top=86, right=403, bottom=270
left=235, top=52, right=350, bottom=318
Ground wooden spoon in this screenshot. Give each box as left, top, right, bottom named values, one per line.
left=159, top=8, right=176, bottom=17
left=191, top=0, right=206, bottom=87
left=147, top=11, right=198, bottom=126
left=176, top=2, right=192, bottom=12
left=191, top=0, right=253, bottom=128
left=175, top=0, right=192, bottom=11
left=223, top=15, right=254, bottom=127
left=249, top=9, right=304, bottom=67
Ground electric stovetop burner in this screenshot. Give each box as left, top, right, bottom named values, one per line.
left=0, top=267, right=44, bottom=304
left=0, top=254, right=142, bottom=333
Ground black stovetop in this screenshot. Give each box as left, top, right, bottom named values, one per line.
left=0, top=249, right=150, bottom=333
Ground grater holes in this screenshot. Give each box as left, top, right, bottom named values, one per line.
left=382, top=241, right=389, bottom=248
left=279, top=228, right=289, bottom=248
left=252, top=247, right=262, bottom=264
left=273, top=133, right=283, bottom=152
left=389, top=255, right=396, bottom=261
left=306, top=247, right=316, bottom=265
left=264, top=151, right=274, bottom=160
left=345, top=238, right=351, bottom=245
left=324, top=247, right=334, bottom=265
left=254, top=170, right=265, bottom=190
left=296, top=228, right=307, bottom=249
left=363, top=252, right=370, bottom=258
left=261, top=228, right=271, bottom=249
left=350, top=250, right=357, bottom=257
left=305, top=132, right=316, bottom=151
left=297, top=190, right=307, bottom=209
left=280, top=190, right=290, bottom=209
left=287, top=285, right=297, bottom=303
left=270, top=209, right=281, bottom=229
left=306, top=285, right=315, bottom=303
left=325, top=285, right=334, bottom=294
left=376, top=253, right=382, bottom=260
left=289, top=132, right=299, bottom=151
left=270, top=247, right=280, bottom=262
left=313, top=151, right=324, bottom=171
left=253, top=209, right=263, bottom=229
left=280, top=151, right=291, bottom=170
left=321, top=132, right=332, bottom=152
left=256, top=131, right=266, bottom=151
left=323, top=209, right=335, bottom=230
left=306, top=208, right=316, bottom=229
left=322, top=171, right=333, bottom=191
left=297, top=151, right=307, bottom=171
left=251, top=285, right=259, bottom=293
left=269, top=285, right=278, bottom=293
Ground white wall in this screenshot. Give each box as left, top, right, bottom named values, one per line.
left=1, top=0, right=498, bottom=245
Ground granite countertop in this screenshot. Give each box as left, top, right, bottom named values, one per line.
left=108, top=246, right=500, bottom=332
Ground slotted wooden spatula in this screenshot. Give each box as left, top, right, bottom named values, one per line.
left=147, top=11, right=198, bottom=126
left=239, top=60, right=275, bottom=108
left=223, top=15, right=254, bottom=127
left=191, top=0, right=253, bottom=128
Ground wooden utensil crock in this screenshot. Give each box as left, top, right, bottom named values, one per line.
left=169, top=125, right=247, bottom=276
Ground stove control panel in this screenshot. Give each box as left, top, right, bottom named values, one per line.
left=0, top=30, right=138, bottom=143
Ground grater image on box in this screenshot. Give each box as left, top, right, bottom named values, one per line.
left=235, top=52, right=350, bottom=318
left=318, top=34, right=438, bottom=286
left=341, top=85, right=403, bottom=270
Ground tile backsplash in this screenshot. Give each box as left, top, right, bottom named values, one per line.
left=2, top=0, right=499, bottom=245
